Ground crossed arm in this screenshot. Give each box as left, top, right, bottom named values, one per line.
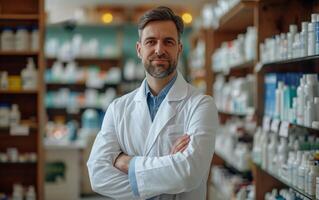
left=114, top=134, right=191, bottom=174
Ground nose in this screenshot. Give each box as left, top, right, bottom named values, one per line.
left=155, top=41, right=164, bottom=56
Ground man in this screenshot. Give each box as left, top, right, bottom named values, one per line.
left=87, top=6, right=219, bottom=200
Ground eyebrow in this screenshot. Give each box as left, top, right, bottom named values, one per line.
left=143, top=36, right=177, bottom=42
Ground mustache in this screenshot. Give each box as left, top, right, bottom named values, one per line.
left=149, top=54, right=170, bottom=60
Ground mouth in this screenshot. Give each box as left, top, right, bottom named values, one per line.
left=151, top=59, right=169, bottom=65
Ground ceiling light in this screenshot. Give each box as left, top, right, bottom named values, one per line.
left=102, top=13, right=113, bottom=24
left=182, top=13, right=192, bottom=24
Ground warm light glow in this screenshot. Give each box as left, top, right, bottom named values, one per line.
left=182, top=13, right=192, bottom=24
left=102, top=13, right=113, bottom=24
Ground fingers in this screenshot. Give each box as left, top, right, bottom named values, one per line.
left=170, top=134, right=190, bottom=154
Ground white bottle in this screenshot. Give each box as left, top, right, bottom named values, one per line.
left=316, top=15, right=319, bottom=55
left=1, top=27, right=15, bottom=51
left=268, top=133, right=278, bottom=173
left=297, top=152, right=308, bottom=191
left=305, top=101, right=315, bottom=127
left=277, top=137, right=288, bottom=175
left=293, top=33, right=301, bottom=58
left=288, top=24, right=298, bottom=59
left=305, top=156, right=313, bottom=194
left=12, top=184, right=23, bottom=200
left=293, top=151, right=302, bottom=187
left=26, top=185, right=36, bottom=200
left=301, top=22, right=309, bottom=57
left=314, top=97, right=319, bottom=121
left=15, top=26, right=29, bottom=51
left=287, top=151, right=296, bottom=183
left=309, top=162, right=319, bottom=196
left=51, top=61, right=64, bottom=82
left=261, top=130, right=269, bottom=170
left=252, top=127, right=262, bottom=164
left=9, top=104, right=20, bottom=126
left=0, top=71, right=8, bottom=90
left=309, top=22, right=316, bottom=56
left=297, top=77, right=305, bottom=125
left=21, top=58, right=37, bottom=90
left=31, top=28, right=38, bottom=51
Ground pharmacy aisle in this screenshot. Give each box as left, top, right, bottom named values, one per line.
left=192, top=0, right=319, bottom=199
left=0, top=0, right=45, bottom=199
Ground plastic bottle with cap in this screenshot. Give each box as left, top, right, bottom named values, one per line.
left=316, top=15, right=319, bottom=54
left=9, top=104, right=20, bottom=126
left=26, top=185, right=36, bottom=200
left=297, top=76, right=306, bottom=125
left=31, top=27, right=38, bottom=51
left=15, top=26, right=29, bottom=51
left=308, top=161, right=319, bottom=196
left=309, top=22, right=316, bottom=56
left=21, top=57, right=37, bottom=90
left=305, top=100, right=315, bottom=127
left=301, top=22, right=309, bottom=57
left=12, top=184, right=23, bottom=200
left=1, top=27, right=15, bottom=51
left=288, top=24, right=297, bottom=59
left=0, top=71, right=8, bottom=90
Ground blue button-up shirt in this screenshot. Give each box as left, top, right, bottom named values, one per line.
left=145, top=74, right=177, bottom=121
left=128, top=73, right=177, bottom=199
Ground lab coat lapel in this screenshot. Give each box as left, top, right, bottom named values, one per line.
left=133, top=79, right=152, bottom=152
left=143, top=72, right=188, bottom=155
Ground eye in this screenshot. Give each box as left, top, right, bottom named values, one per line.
left=145, top=40, right=155, bottom=46
left=165, top=39, right=175, bottom=46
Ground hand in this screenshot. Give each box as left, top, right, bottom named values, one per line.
left=170, top=134, right=190, bottom=154
left=114, top=152, right=132, bottom=174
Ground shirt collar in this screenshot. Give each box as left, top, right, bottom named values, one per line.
left=145, top=73, right=178, bottom=99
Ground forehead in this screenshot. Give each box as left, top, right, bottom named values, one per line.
left=140, top=20, right=178, bottom=41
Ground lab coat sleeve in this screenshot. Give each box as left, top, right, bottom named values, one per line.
left=87, top=102, right=141, bottom=200
left=133, top=96, right=218, bottom=199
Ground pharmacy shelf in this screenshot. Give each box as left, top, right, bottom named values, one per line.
left=259, top=55, right=319, bottom=73
left=0, top=51, right=39, bottom=56
left=264, top=117, right=319, bottom=135
left=218, top=110, right=247, bottom=118
left=214, top=60, right=255, bottom=77
left=214, top=151, right=251, bottom=175
left=253, top=163, right=314, bottom=200
left=46, top=82, right=119, bottom=91
left=216, top=0, right=257, bottom=32
left=0, top=14, right=39, bottom=20
left=0, top=162, right=37, bottom=165
left=0, top=89, right=38, bottom=94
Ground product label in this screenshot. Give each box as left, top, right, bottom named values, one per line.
left=263, top=116, right=271, bottom=132
left=271, top=119, right=280, bottom=133
left=10, top=125, right=29, bottom=136
left=279, top=121, right=290, bottom=137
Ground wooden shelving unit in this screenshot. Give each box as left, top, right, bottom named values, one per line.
left=192, top=0, right=319, bottom=199
left=0, top=0, right=45, bottom=198
left=216, top=0, right=257, bottom=33
left=46, top=57, right=121, bottom=71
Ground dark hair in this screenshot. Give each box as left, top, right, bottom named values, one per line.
left=137, top=6, right=184, bottom=42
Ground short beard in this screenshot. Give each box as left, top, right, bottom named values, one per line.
left=144, top=61, right=176, bottom=79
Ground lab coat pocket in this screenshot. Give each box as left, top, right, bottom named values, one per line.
left=165, top=124, right=184, bottom=148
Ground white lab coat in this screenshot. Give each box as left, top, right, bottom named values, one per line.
left=87, top=72, right=219, bottom=200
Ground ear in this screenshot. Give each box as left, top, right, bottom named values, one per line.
left=178, top=42, right=183, bottom=55
left=136, top=41, right=142, bottom=59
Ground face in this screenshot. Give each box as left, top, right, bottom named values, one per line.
left=136, top=20, right=183, bottom=79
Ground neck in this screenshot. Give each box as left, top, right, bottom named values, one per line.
left=146, top=71, right=176, bottom=96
